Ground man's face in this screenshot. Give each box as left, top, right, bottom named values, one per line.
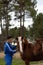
left=8, top=38, right=13, bottom=43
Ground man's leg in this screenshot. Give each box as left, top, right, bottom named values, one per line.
left=6, top=61, right=12, bottom=65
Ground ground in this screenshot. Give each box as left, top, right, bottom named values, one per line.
left=0, top=52, right=43, bottom=65
left=0, top=52, right=21, bottom=58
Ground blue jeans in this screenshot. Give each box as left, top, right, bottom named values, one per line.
left=4, top=55, right=12, bottom=65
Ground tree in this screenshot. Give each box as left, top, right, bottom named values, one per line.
left=9, top=26, right=29, bottom=38
left=14, top=0, right=37, bottom=36
left=29, top=13, right=43, bottom=39
left=0, top=0, right=13, bottom=37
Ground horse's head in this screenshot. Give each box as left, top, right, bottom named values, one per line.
left=16, top=36, right=29, bottom=53
left=16, top=36, right=23, bottom=53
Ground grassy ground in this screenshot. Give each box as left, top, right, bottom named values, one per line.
left=0, top=58, right=43, bottom=65
left=0, top=58, right=5, bottom=65
left=12, top=58, right=25, bottom=65
left=0, top=52, right=43, bottom=65
left=0, top=58, right=25, bottom=65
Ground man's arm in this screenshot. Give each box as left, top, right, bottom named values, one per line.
left=6, top=43, right=17, bottom=53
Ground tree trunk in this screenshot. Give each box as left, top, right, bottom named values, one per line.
left=19, top=9, right=22, bottom=36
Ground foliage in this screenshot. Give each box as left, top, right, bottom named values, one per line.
left=9, top=27, right=19, bottom=38
left=14, top=0, right=37, bottom=35
left=9, top=26, right=29, bottom=38
left=29, top=13, right=43, bottom=39
left=0, top=0, right=13, bottom=36
left=14, top=0, right=37, bottom=21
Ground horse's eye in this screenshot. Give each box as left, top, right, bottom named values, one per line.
left=16, top=38, right=18, bottom=41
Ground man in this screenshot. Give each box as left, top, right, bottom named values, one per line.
left=4, top=36, right=17, bottom=65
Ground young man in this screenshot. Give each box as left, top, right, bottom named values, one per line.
left=4, top=36, right=17, bottom=65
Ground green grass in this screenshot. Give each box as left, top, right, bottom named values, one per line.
left=0, top=58, right=43, bottom=65
left=12, top=58, right=25, bottom=65
left=0, top=58, right=5, bottom=65
left=0, top=58, right=25, bottom=65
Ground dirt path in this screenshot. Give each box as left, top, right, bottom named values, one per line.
left=0, top=52, right=21, bottom=58
left=0, top=52, right=4, bottom=58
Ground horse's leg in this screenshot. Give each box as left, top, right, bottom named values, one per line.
left=25, top=60, right=30, bottom=65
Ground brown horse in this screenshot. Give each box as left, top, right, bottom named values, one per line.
left=16, top=36, right=43, bottom=65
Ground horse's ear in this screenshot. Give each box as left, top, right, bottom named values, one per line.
left=23, top=39, right=25, bottom=43
left=21, top=36, right=23, bottom=40
left=16, top=37, right=18, bottom=41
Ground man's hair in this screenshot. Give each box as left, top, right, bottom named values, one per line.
left=6, top=35, right=13, bottom=39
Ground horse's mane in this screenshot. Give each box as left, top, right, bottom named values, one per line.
left=23, top=38, right=33, bottom=49
left=23, top=38, right=29, bottom=44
